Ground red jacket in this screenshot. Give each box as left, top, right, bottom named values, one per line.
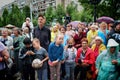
left=75, top=47, right=95, bottom=72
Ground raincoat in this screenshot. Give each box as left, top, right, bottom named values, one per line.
left=96, top=39, right=120, bottom=80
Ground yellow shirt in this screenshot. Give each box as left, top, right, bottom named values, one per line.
left=87, top=30, right=98, bottom=46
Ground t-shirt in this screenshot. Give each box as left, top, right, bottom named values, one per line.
left=0, top=42, right=6, bottom=70
left=35, top=47, right=48, bottom=69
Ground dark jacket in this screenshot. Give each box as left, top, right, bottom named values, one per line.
left=19, top=46, right=35, bottom=65
left=33, top=26, right=51, bottom=51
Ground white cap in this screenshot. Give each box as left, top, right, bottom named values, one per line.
left=107, top=39, right=119, bottom=47
left=95, top=36, right=103, bottom=42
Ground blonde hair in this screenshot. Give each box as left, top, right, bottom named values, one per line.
left=54, top=34, right=64, bottom=41
left=99, top=22, right=107, bottom=28
left=32, top=38, right=40, bottom=44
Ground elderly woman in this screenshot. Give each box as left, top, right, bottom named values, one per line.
left=98, top=22, right=109, bottom=45
left=75, top=38, right=95, bottom=80
left=0, top=28, right=13, bottom=58
left=96, top=39, right=120, bottom=80
left=91, top=36, right=106, bottom=60
left=12, top=27, right=24, bottom=72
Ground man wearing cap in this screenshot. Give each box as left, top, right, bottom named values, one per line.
left=96, top=39, right=120, bottom=80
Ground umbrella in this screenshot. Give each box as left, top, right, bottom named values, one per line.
left=5, top=24, right=15, bottom=29
left=69, top=21, right=81, bottom=28
left=96, top=16, right=114, bottom=23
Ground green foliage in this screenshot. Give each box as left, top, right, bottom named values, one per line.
left=22, top=6, right=30, bottom=18
left=2, top=8, right=9, bottom=26
left=45, top=6, right=55, bottom=25
left=1, top=4, right=31, bottom=28
left=55, top=4, right=65, bottom=24
left=32, top=18, right=38, bottom=27
left=8, top=4, right=24, bottom=27
left=0, top=17, right=3, bottom=27
left=78, top=0, right=120, bottom=20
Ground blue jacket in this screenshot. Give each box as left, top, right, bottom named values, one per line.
left=48, top=42, right=64, bottom=62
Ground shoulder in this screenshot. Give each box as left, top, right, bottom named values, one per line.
left=99, top=50, right=107, bottom=56
left=8, top=36, right=13, bottom=40
left=41, top=47, right=47, bottom=52
left=87, top=47, right=94, bottom=53
left=49, top=42, right=54, bottom=47
left=77, top=47, right=82, bottom=52
left=91, top=44, right=96, bottom=48
left=44, top=27, right=50, bottom=32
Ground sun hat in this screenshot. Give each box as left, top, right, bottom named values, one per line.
left=107, top=39, right=119, bottom=47
left=95, top=36, right=103, bottom=42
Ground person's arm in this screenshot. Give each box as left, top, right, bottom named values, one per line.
left=14, top=36, right=24, bottom=51
left=48, top=43, right=52, bottom=61
left=42, top=49, right=49, bottom=63
left=57, top=45, right=64, bottom=61
left=48, top=29, right=51, bottom=44
left=19, top=48, right=27, bottom=59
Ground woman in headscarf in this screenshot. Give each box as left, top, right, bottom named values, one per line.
left=87, top=24, right=98, bottom=47
left=91, top=36, right=106, bottom=60
left=96, top=39, right=120, bottom=80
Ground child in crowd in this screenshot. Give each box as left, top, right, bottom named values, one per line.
left=48, top=34, right=64, bottom=80
left=64, top=37, right=77, bottom=80
left=32, top=38, right=49, bottom=80
left=19, top=37, right=35, bottom=80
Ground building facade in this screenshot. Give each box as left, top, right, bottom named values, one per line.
left=0, top=0, right=83, bottom=17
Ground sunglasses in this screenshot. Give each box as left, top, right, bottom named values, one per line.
left=111, top=47, right=116, bottom=49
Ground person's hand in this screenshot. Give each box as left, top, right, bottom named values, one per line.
left=81, top=62, right=89, bottom=67
left=29, top=51, right=35, bottom=55
left=64, top=45, right=68, bottom=51
left=71, top=47, right=75, bottom=52
left=26, top=51, right=30, bottom=55
left=112, top=60, right=118, bottom=65
left=48, top=60, right=54, bottom=66
left=0, top=57, right=3, bottom=62
left=52, top=60, right=58, bottom=66
left=61, top=60, right=65, bottom=64
left=95, top=69, right=98, bottom=75
left=11, top=47, right=14, bottom=50
left=75, top=44, right=81, bottom=47
left=4, top=56, right=8, bottom=60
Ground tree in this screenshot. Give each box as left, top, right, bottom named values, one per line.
left=22, top=6, right=30, bottom=18
left=8, top=4, right=24, bottom=27
left=0, top=17, right=3, bottom=27
left=55, top=4, right=65, bottom=24
left=78, top=0, right=120, bottom=20
left=2, top=8, right=9, bottom=26
left=45, top=6, right=55, bottom=25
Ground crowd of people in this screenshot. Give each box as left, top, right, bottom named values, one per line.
left=0, top=14, right=120, bottom=80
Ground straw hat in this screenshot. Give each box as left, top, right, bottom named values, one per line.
left=107, top=39, right=119, bottom=47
